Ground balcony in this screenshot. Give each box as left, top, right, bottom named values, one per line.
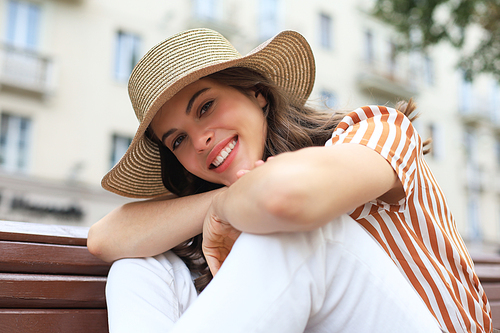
left=0, top=44, right=54, bottom=97
left=357, top=58, right=418, bottom=101
left=458, top=89, right=500, bottom=131
left=459, top=104, right=490, bottom=128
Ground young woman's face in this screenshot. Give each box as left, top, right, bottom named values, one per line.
left=150, top=78, right=268, bottom=186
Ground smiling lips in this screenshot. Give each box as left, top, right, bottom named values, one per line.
left=209, top=137, right=238, bottom=169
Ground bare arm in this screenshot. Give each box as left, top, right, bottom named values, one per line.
left=208, top=144, right=404, bottom=234
left=87, top=188, right=225, bottom=262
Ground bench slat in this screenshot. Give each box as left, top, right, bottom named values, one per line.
left=482, top=284, right=500, bottom=301
left=0, top=309, right=108, bottom=333
left=0, top=230, right=87, bottom=246
left=473, top=264, right=500, bottom=283
left=0, top=221, right=88, bottom=246
left=0, top=240, right=110, bottom=276
left=0, top=273, right=106, bottom=308
left=490, top=301, right=500, bottom=330
left=473, top=255, right=500, bottom=265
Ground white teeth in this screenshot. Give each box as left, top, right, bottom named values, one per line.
left=212, top=139, right=237, bottom=168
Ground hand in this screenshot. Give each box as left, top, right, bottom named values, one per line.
left=236, top=158, right=272, bottom=179
left=202, top=198, right=241, bottom=276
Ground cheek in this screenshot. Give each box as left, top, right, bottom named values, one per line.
left=175, top=152, right=198, bottom=174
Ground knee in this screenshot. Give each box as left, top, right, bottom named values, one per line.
left=105, top=254, right=197, bottom=321
left=106, top=258, right=149, bottom=297
left=106, top=256, right=176, bottom=295
left=107, top=258, right=141, bottom=281
left=106, top=253, right=195, bottom=297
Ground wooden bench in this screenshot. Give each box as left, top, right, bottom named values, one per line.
left=2, top=220, right=500, bottom=332
left=0, top=221, right=111, bottom=333
left=472, top=255, right=500, bottom=330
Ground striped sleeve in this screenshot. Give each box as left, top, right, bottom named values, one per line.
left=325, top=105, right=492, bottom=332
left=325, top=105, right=419, bottom=211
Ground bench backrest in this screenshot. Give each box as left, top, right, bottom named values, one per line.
left=0, top=221, right=111, bottom=333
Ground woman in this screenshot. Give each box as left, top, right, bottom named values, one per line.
left=88, top=29, right=491, bottom=332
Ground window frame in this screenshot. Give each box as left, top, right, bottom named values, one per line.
left=113, top=30, right=141, bottom=83
left=5, top=0, right=41, bottom=50
left=319, top=13, right=333, bottom=50
left=110, top=133, right=132, bottom=168
left=0, top=113, right=32, bottom=173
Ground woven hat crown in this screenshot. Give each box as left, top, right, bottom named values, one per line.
left=129, top=29, right=241, bottom=124
left=102, top=28, right=315, bottom=198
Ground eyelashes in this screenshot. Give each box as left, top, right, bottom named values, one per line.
left=172, top=134, right=186, bottom=150
left=171, top=100, right=214, bottom=151
left=199, top=100, right=213, bottom=116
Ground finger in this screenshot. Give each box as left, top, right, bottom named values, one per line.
left=254, top=160, right=265, bottom=167
left=206, top=255, right=221, bottom=276
left=236, top=169, right=250, bottom=178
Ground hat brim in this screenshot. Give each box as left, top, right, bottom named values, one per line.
left=102, top=29, right=315, bottom=198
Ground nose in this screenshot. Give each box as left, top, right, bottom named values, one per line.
left=192, top=130, right=213, bottom=153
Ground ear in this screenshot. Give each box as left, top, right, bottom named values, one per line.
left=254, top=90, right=268, bottom=109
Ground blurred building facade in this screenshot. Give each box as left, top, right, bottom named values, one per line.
left=0, top=0, right=499, bottom=251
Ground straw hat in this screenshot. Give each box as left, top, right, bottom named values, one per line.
left=102, top=28, right=315, bottom=198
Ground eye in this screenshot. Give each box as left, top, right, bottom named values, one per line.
left=199, top=100, right=213, bottom=117
left=172, top=134, right=186, bottom=150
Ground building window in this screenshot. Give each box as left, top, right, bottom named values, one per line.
left=424, top=55, right=435, bottom=86
left=364, top=29, right=374, bottom=64
left=467, top=193, right=482, bottom=242
left=428, top=123, right=444, bottom=160
left=459, top=70, right=473, bottom=114
left=114, top=31, right=141, bottom=82
left=319, top=13, right=332, bottom=49
left=464, top=128, right=477, bottom=164
left=490, top=81, right=500, bottom=124
left=6, top=0, right=40, bottom=50
left=110, top=134, right=132, bottom=168
left=464, top=129, right=481, bottom=193
left=259, top=0, right=279, bottom=41
left=495, top=137, right=500, bottom=167
left=320, top=90, right=338, bottom=109
left=193, top=0, right=218, bottom=21
left=0, top=113, right=32, bottom=173
left=387, top=40, right=397, bottom=76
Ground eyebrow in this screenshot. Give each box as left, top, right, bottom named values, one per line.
left=186, top=87, right=210, bottom=115
left=161, top=87, right=210, bottom=145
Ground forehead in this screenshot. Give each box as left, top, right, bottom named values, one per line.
left=151, top=78, right=216, bottom=127
left=164, top=78, right=217, bottom=108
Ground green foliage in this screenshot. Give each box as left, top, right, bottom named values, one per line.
left=373, top=0, right=500, bottom=81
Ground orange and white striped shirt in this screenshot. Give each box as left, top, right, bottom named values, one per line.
left=325, top=106, right=491, bottom=333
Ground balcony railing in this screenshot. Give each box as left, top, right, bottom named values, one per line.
left=459, top=92, right=500, bottom=130
left=357, top=58, right=418, bottom=100
left=0, top=44, right=54, bottom=96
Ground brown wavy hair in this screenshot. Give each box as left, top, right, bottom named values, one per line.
left=146, top=67, right=427, bottom=293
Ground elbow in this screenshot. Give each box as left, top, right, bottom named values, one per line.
left=87, top=224, right=114, bottom=262
left=86, top=226, right=103, bottom=258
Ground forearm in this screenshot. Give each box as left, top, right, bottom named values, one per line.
left=88, top=188, right=224, bottom=262
left=213, top=149, right=337, bottom=234
left=214, top=145, right=398, bottom=234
